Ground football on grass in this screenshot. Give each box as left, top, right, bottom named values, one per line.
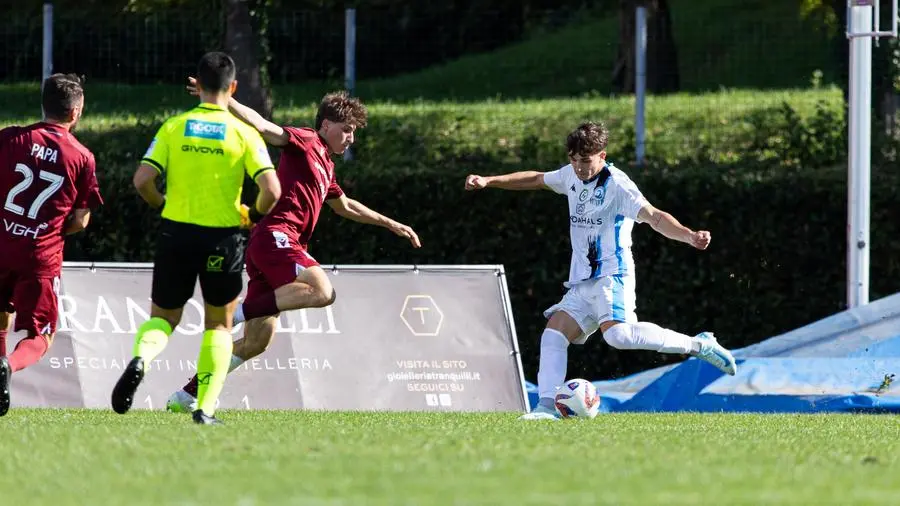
left=554, top=378, right=600, bottom=419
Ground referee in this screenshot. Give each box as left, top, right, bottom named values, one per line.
left=111, top=52, right=281, bottom=425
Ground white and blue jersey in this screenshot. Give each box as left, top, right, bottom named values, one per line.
left=541, top=163, right=647, bottom=342
left=543, top=163, right=647, bottom=288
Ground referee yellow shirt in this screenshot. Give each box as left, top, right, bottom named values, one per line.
left=141, top=103, right=274, bottom=228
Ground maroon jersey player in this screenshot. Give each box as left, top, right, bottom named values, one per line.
left=166, top=84, right=420, bottom=412
left=0, top=74, right=103, bottom=415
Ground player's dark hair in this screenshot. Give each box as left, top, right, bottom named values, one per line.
left=315, top=91, right=368, bottom=130
left=566, top=121, right=609, bottom=157
left=196, top=52, right=236, bottom=92
left=42, top=73, right=84, bottom=121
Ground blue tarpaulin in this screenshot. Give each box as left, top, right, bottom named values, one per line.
left=526, top=292, right=900, bottom=413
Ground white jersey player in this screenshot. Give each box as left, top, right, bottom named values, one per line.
left=464, top=121, right=737, bottom=420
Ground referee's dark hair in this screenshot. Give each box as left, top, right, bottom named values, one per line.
left=196, top=52, right=236, bottom=92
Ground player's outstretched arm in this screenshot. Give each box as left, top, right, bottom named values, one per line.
left=637, top=204, right=711, bottom=250
left=186, top=76, right=289, bottom=147
left=464, top=171, right=550, bottom=191
left=326, top=195, right=421, bottom=248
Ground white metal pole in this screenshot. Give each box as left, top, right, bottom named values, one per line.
left=847, top=0, right=873, bottom=308
left=42, top=2, right=53, bottom=85
left=344, top=8, right=356, bottom=96
left=344, top=8, right=356, bottom=161
left=635, top=6, right=647, bottom=167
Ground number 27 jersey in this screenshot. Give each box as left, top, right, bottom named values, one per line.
left=0, top=123, right=103, bottom=276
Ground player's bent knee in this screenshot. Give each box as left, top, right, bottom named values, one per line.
left=602, top=322, right=635, bottom=350
left=308, top=279, right=335, bottom=308
left=546, top=311, right=583, bottom=343
left=303, top=286, right=333, bottom=308
left=295, top=267, right=333, bottom=306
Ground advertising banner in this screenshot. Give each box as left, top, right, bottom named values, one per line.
left=8, top=264, right=529, bottom=412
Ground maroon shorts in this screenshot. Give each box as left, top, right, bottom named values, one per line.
left=0, top=269, right=59, bottom=336
left=245, top=228, right=320, bottom=300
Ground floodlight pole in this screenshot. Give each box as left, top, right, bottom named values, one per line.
left=844, top=0, right=900, bottom=308
left=344, top=8, right=356, bottom=97
left=846, top=0, right=876, bottom=308
left=344, top=8, right=356, bottom=161
left=635, top=6, right=647, bottom=167
left=42, top=2, right=53, bottom=85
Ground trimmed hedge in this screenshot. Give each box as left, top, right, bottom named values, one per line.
left=65, top=155, right=900, bottom=381
left=57, top=89, right=900, bottom=381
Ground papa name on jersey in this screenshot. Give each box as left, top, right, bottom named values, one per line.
left=32, top=143, right=59, bottom=162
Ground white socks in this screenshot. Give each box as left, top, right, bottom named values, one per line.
left=537, top=329, right=570, bottom=401
left=603, top=322, right=694, bottom=354
left=535, top=322, right=693, bottom=406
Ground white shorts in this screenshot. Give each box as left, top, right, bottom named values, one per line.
left=542, top=275, right=637, bottom=344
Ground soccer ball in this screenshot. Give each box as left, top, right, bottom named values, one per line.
left=554, top=378, right=601, bottom=419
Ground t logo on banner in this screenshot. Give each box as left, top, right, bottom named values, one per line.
left=400, top=295, right=444, bottom=336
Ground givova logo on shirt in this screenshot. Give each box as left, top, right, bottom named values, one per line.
left=184, top=120, right=227, bottom=140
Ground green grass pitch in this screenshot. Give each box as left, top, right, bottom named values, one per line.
left=0, top=409, right=896, bottom=505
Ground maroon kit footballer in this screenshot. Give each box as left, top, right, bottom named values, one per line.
left=244, top=127, right=343, bottom=307
left=0, top=74, right=103, bottom=416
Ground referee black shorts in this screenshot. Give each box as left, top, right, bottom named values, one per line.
left=151, top=219, right=246, bottom=309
